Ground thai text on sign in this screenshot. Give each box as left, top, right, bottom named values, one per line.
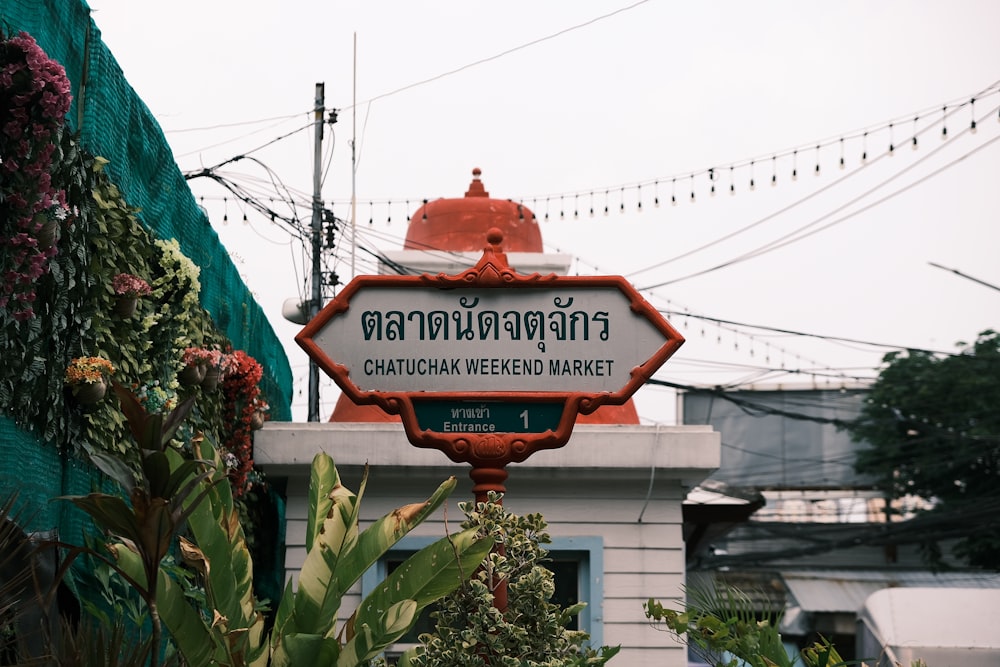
left=311, top=286, right=668, bottom=394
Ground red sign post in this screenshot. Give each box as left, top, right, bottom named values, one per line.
left=296, top=229, right=685, bottom=502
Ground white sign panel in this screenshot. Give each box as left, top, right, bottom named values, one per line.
left=310, top=286, right=670, bottom=393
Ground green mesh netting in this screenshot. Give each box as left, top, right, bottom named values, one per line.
left=1, top=0, right=292, bottom=536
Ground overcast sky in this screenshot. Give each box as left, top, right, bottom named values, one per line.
left=86, top=0, right=1000, bottom=423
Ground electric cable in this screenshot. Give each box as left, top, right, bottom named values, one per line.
left=640, top=111, right=1000, bottom=289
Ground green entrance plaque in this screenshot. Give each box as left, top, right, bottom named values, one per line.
left=412, top=400, right=564, bottom=434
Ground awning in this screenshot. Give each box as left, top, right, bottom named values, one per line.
left=781, top=569, right=1000, bottom=614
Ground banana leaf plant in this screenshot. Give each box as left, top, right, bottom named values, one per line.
left=62, top=382, right=492, bottom=666
left=60, top=381, right=220, bottom=667
left=110, top=432, right=269, bottom=667
left=267, top=452, right=494, bottom=667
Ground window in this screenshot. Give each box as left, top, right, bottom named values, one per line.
left=360, top=535, right=605, bottom=651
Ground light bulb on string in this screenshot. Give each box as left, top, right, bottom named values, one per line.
left=574, top=194, right=579, bottom=219
left=861, top=131, right=868, bottom=162
left=619, top=187, right=625, bottom=214
left=814, top=145, right=820, bottom=175
left=671, top=178, right=677, bottom=206
left=708, top=168, right=716, bottom=196
left=223, top=197, right=228, bottom=224
left=689, top=174, right=695, bottom=203
left=772, top=155, right=778, bottom=184
left=560, top=195, right=565, bottom=219
left=654, top=180, right=660, bottom=207
left=589, top=191, right=595, bottom=217
left=406, top=200, right=411, bottom=222
left=912, top=116, right=919, bottom=149
left=839, top=139, right=845, bottom=169
left=970, top=97, right=977, bottom=133
left=545, top=197, right=550, bottom=221
left=368, top=201, right=373, bottom=225
left=729, top=166, right=735, bottom=195
left=792, top=150, right=798, bottom=180
left=637, top=184, right=643, bottom=212
left=386, top=201, right=392, bottom=225
left=749, top=160, right=755, bottom=190
left=941, top=105, right=948, bottom=139
left=888, top=122, right=895, bottom=156
left=603, top=191, right=609, bottom=216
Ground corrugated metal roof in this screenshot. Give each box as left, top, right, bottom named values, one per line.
left=782, top=569, right=1000, bottom=613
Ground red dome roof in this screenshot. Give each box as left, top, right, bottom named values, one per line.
left=404, top=168, right=543, bottom=253
left=330, top=167, right=639, bottom=426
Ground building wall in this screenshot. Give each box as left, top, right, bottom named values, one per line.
left=257, top=422, right=720, bottom=667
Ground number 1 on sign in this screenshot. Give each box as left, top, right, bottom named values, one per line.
left=520, top=410, right=529, bottom=429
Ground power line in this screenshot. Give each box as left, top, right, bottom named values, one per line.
left=345, top=0, right=653, bottom=110
left=638, top=107, right=1000, bottom=289
left=928, top=261, right=1000, bottom=293
left=658, top=311, right=960, bottom=357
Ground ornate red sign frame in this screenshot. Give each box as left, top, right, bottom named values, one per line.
left=296, top=229, right=684, bottom=499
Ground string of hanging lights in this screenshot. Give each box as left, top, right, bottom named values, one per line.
left=324, top=83, right=999, bottom=224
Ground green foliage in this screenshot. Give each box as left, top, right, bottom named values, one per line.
left=270, top=453, right=492, bottom=667
left=61, top=392, right=489, bottom=667
left=401, top=493, right=619, bottom=667
left=0, top=130, right=96, bottom=444
left=62, top=382, right=219, bottom=667
left=0, top=135, right=233, bottom=463
left=847, top=329, right=1000, bottom=569
left=644, top=586, right=844, bottom=667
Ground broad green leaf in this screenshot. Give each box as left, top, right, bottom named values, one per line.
left=353, top=528, right=492, bottom=636
left=88, top=451, right=137, bottom=493
left=159, top=395, right=196, bottom=445
left=338, top=606, right=415, bottom=667
left=66, top=493, right=143, bottom=546
left=272, top=632, right=340, bottom=667
left=306, top=452, right=341, bottom=553
left=396, top=647, right=420, bottom=667
left=327, top=476, right=457, bottom=603
left=142, top=450, right=171, bottom=498
left=111, top=381, right=161, bottom=450
left=271, top=578, right=298, bottom=644
left=112, top=543, right=221, bottom=666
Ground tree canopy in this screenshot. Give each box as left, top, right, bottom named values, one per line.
left=848, top=329, right=1000, bottom=570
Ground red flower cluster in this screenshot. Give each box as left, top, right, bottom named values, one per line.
left=220, top=349, right=265, bottom=496
left=0, top=31, right=73, bottom=320
left=112, top=272, right=152, bottom=297
left=182, top=345, right=223, bottom=367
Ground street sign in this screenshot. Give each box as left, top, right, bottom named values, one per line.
left=307, top=284, right=667, bottom=395
left=296, top=229, right=684, bottom=471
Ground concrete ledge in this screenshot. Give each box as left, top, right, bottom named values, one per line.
left=255, top=422, right=719, bottom=485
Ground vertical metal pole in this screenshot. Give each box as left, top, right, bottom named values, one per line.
left=308, top=82, right=325, bottom=423
left=350, top=32, right=357, bottom=278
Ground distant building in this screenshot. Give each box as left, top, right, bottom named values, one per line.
left=680, top=386, right=1000, bottom=663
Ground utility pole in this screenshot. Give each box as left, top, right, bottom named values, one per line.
left=308, top=82, right=325, bottom=422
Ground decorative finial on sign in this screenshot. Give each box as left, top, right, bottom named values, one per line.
left=487, top=227, right=504, bottom=248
